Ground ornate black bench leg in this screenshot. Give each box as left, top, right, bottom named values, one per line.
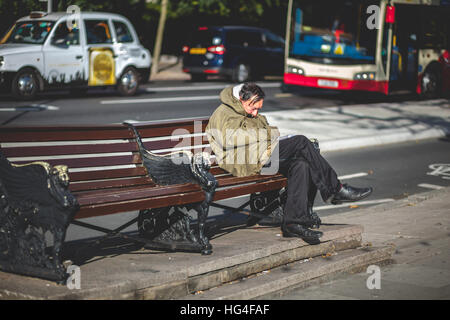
left=193, top=182, right=216, bottom=255
left=0, top=153, right=79, bottom=282
left=125, top=122, right=217, bottom=254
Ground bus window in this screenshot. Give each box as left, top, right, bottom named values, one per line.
left=289, top=0, right=378, bottom=65
left=420, top=7, right=446, bottom=49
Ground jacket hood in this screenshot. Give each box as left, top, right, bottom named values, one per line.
left=219, top=86, right=246, bottom=116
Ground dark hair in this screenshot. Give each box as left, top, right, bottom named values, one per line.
left=239, top=82, right=265, bottom=104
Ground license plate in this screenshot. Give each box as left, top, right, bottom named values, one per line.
left=189, top=48, right=207, bottom=55
left=317, top=79, right=339, bottom=88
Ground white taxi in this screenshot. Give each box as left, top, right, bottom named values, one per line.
left=0, top=11, right=151, bottom=99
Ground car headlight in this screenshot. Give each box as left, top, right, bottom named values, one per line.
left=287, top=65, right=305, bottom=75
left=0, top=56, right=4, bottom=68
left=354, top=72, right=375, bottom=80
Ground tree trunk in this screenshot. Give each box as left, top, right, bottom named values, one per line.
left=151, top=0, right=168, bottom=78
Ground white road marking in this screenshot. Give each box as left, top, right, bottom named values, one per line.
left=338, top=172, right=369, bottom=180
left=314, top=198, right=395, bottom=211
left=417, top=183, right=444, bottom=190
left=102, top=82, right=281, bottom=104
left=144, top=82, right=280, bottom=92
left=0, top=104, right=60, bottom=111
left=100, top=95, right=219, bottom=105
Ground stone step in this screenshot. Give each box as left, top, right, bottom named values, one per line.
left=181, top=245, right=395, bottom=300
left=0, top=224, right=365, bottom=299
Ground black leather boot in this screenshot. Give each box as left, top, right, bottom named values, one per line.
left=305, top=206, right=321, bottom=229
left=281, top=223, right=323, bottom=245
left=258, top=206, right=284, bottom=226
left=331, top=184, right=373, bottom=205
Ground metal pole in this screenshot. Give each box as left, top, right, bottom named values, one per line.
left=47, top=0, right=52, bottom=13
left=284, top=0, right=293, bottom=73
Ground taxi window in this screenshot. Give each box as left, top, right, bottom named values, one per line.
left=84, top=19, right=113, bottom=44
left=113, top=21, right=133, bottom=43
left=1, top=21, right=54, bottom=44
left=51, top=21, right=80, bottom=46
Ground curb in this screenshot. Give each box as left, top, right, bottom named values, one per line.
left=185, top=245, right=395, bottom=300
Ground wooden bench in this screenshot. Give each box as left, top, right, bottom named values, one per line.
left=0, top=117, right=288, bottom=282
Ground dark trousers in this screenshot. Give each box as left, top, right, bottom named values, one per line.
left=268, top=135, right=341, bottom=224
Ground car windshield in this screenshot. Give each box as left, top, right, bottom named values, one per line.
left=0, top=21, right=55, bottom=45
left=289, top=0, right=378, bottom=65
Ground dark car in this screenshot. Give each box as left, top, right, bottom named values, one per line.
left=182, top=26, right=285, bottom=82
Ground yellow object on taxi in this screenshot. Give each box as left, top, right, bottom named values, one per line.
left=88, top=48, right=116, bottom=86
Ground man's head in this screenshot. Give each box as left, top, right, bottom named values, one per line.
left=239, top=83, right=265, bottom=117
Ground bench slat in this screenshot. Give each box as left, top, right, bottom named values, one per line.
left=75, top=177, right=287, bottom=219
left=143, top=135, right=209, bottom=151
left=74, top=173, right=285, bottom=207
left=10, top=154, right=142, bottom=168
left=1, top=142, right=138, bottom=157
left=75, top=190, right=205, bottom=219
left=0, top=126, right=133, bottom=142
left=69, top=176, right=154, bottom=192
left=214, top=177, right=287, bottom=201
left=75, top=183, right=202, bottom=206
left=217, top=173, right=285, bottom=187
left=68, top=167, right=147, bottom=182
left=136, top=122, right=208, bottom=138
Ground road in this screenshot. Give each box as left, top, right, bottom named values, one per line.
left=0, top=80, right=448, bottom=242
left=0, top=79, right=419, bottom=126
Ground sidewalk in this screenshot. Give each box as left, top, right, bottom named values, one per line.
left=273, top=187, right=450, bottom=300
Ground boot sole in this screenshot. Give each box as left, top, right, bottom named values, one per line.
left=282, top=230, right=323, bottom=244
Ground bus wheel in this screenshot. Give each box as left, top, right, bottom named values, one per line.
left=12, top=68, right=39, bottom=100
left=117, top=67, right=139, bottom=96
left=421, top=67, right=441, bottom=99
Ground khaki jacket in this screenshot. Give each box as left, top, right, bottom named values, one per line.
left=205, top=86, right=280, bottom=177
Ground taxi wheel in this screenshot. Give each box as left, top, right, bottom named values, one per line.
left=117, top=67, right=139, bottom=96
left=12, top=68, right=39, bottom=100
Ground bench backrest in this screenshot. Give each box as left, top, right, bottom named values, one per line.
left=0, top=118, right=287, bottom=218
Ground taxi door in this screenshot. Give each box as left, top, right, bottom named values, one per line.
left=83, top=18, right=116, bottom=86
left=43, top=19, right=87, bottom=86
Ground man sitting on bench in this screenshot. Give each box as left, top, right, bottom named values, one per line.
left=206, top=82, right=373, bottom=244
